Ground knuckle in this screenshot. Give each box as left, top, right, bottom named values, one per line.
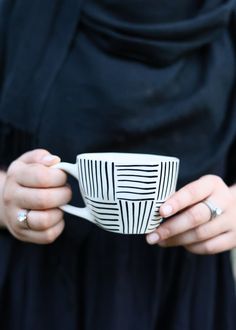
left=40, top=212, right=52, bottom=229
left=34, top=167, right=51, bottom=187
left=44, top=228, right=57, bottom=244
left=2, top=188, right=11, bottom=205
left=55, top=209, right=64, bottom=219
left=170, top=193, right=183, bottom=212
left=158, top=226, right=171, bottom=240
left=194, top=226, right=208, bottom=241
left=173, top=185, right=198, bottom=210
left=35, top=148, right=50, bottom=155
left=214, top=176, right=224, bottom=187
left=32, top=149, right=50, bottom=162
left=188, top=206, right=203, bottom=227
left=43, top=221, right=64, bottom=244
left=7, top=160, right=19, bottom=177
left=205, top=174, right=224, bottom=186
left=202, top=241, right=216, bottom=255
left=185, top=184, right=198, bottom=201
left=171, top=196, right=181, bottom=212
left=50, top=168, right=67, bottom=184
left=36, top=192, right=50, bottom=209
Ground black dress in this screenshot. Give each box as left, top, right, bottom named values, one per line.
left=0, top=1, right=236, bottom=329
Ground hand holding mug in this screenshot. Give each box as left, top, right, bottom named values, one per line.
left=146, top=175, right=236, bottom=254
left=1, top=149, right=71, bottom=244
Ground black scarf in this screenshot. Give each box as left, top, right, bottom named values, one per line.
left=0, top=0, right=236, bottom=166
left=0, top=0, right=84, bottom=134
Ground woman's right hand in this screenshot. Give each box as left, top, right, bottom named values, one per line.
left=1, top=149, right=72, bottom=244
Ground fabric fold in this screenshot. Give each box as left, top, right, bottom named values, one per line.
left=0, top=0, right=84, bottom=133
left=81, top=0, right=235, bottom=65
left=0, top=0, right=236, bottom=134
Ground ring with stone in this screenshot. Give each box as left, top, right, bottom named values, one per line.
left=202, top=200, right=223, bottom=221
left=17, top=209, right=31, bottom=229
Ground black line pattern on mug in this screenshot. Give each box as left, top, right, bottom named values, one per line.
left=116, top=165, right=159, bottom=200
left=118, top=180, right=157, bottom=184
left=117, top=200, right=155, bottom=234
left=156, top=161, right=178, bottom=201
left=84, top=196, right=117, bottom=205
left=116, top=169, right=158, bottom=172
left=80, top=160, right=116, bottom=201
left=85, top=197, right=120, bottom=232
left=79, top=159, right=178, bottom=233
left=146, top=202, right=163, bottom=232
left=116, top=164, right=159, bottom=167
left=117, top=174, right=158, bottom=178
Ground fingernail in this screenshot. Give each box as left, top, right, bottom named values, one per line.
left=41, top=154, right=60, bottom=163
left=161, top=204, right=173, bottom=217
left=146, top=232, right=160, bottom=245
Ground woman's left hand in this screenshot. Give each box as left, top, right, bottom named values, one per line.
left=146, top=175, right=236, bottom=254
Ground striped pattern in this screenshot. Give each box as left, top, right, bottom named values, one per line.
left=116, top=164, right=159, bottom=201
left=84, top=197, right=120, bottom=232
left=118, top=200, right=155, bottom=234
left=78, top=158, right=178, bottom=234
left=156, top=161, right=179, bottom=201
left=78, top=159, right=115, bottom=201
left=147, top=202, right=163, bottom=232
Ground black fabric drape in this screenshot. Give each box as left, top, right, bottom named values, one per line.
left=0, top=0, right=84, bottom=132
left=0, top=1, right=236, bottom=329
left=0, top=0, right=236, bottom=134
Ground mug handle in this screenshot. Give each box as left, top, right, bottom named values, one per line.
left=52, top=162, right=95, bottom=223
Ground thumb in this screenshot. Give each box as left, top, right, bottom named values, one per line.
left=18, top=149, right=61, bottom=166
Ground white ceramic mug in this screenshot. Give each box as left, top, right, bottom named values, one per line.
left=53, top=152, right=179, bottom=234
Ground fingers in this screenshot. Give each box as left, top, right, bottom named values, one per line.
left=8, top=150, right=65, bottom=188
left=23, top=208, right=64, bottom=231
left=14, top=185, right=72, bottom=210
left=146, top=200, right=220, bottom=245
left=157, top=214, right=230, bottom=247
left=145, top=173, right=236, bottom=254
left=16, top=149, right=60, bottom=165
left=2, top=149, right=69, bottom=244
left=185, top=232, right=236, bottom=255
left=150, top=202, right=212, bottom=243
left=159, top=175, right=224, bottom=218
left=13, top=162, right=67, bottom=188
left=18, top=219, right=65, bottom=245
left=6, top=206, right=65, bottom=244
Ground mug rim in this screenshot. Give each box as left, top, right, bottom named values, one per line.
left=76, top=152, right=179, bottom=163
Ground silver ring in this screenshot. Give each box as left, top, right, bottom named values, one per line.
left=202, top=200, right=223, bottom=221
left=17, top=209, right=31, bottom=229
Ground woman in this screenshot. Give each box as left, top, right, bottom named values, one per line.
left=0, top=0, right=236, bottom=329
